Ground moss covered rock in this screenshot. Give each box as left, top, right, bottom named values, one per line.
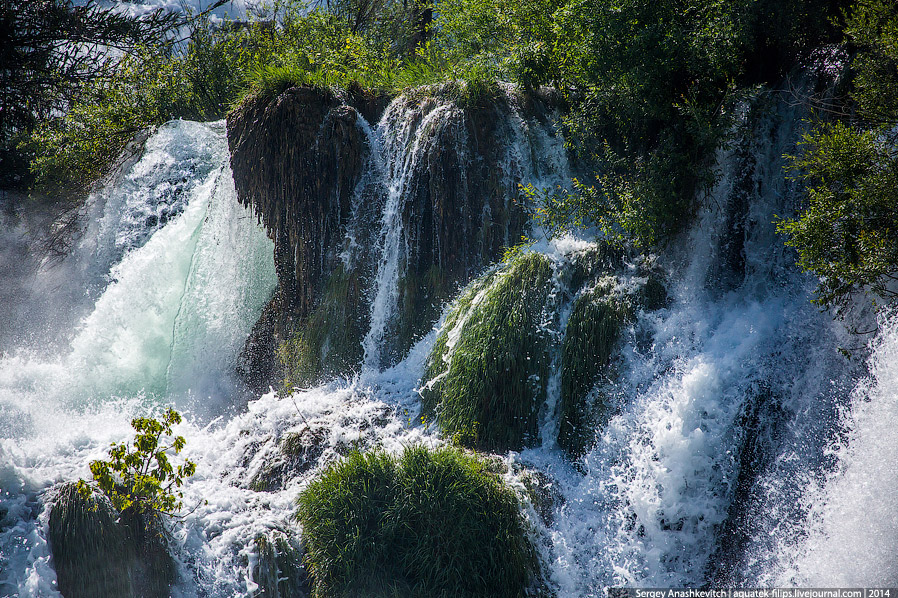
left=249, top=426, right=328, bottom=492
left=48, top=483, right=175, bottom=598
left=558, top=257, right=668, bottom=458
left=557, top=283, right=630, bottom=457
left=279, top=265, right=369, bottom=389
left=296, top=446, right=536, bottom=598
left=422, top=242, right=668, bottom=459
left=421, top=252, right=555, bottom=451
left=229, top=86, right=569, bottom=389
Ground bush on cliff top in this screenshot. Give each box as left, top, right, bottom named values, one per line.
left=296, top=446, right=536, bottom=598
left=776, top=0, right=898, bottom=313
left=421, top=251, right=554, bottom=451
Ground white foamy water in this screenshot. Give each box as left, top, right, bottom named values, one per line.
left=0, top=120, right=276, bottom=596
left=768, top=311, right=898, bottom=585
left=1, top=88, right=896, bottom=598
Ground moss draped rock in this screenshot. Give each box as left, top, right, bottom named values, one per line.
left=422, top=245, right=668, bottom=456
left=227, top=85, right=566, bottom=390
left=47, top=483, right=175, bottom=598
left=421, top=252, right=555, bottom=451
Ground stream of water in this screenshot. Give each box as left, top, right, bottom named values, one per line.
left=0, top=92, right=894, bottom=597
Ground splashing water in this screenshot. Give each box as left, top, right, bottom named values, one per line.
left=362, top=99, right=466, bottom=369
left=0, top=88, right=896, bottom=598
left=0, top=120, right=276, bottom=596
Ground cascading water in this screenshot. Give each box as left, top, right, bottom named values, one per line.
left=1, top=84, right=896, bottom=598
left=0, top=119, right=277, bottom=596
left=361, top=99, right=466, bottom=369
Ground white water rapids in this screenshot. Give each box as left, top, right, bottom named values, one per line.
left=0, top=93, right=895, bottom=597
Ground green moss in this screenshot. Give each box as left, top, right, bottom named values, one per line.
left=296, top=446, right=536, bottom=598
left=279, top=265, right=367, bottom=389
left=557, top=284, right=630, bottom=457
left=252, top=531, right=310, bottom=598
left=421, top=252, right=554, bottom=451
left=424, top=269, right=498, bottom=376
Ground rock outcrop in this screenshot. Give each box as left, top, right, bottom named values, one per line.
left=420, top=244, right=667, bottom=454
left=47, top=483, right=176, bottom=598
left=228, top=87, right=372, bottom=389
left=227, top=84, right=569, bottom=389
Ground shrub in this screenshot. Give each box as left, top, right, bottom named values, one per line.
left=778, top=121, right=898, bottom=312
left=77, top=407, right=196, bottom=516
left=421, top=252, right=554, bottom=451
left=25, top=16, right=268, bottom=194
left=296, top=446, right=536, bottom=598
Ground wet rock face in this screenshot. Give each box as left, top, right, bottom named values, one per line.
left=228, top=87, right=367, bottom=323
left=47, top=483, right=175, bottom=598
left=228, top=85, right=565, bottom=388
left=228, top=87, right=371, bottom=389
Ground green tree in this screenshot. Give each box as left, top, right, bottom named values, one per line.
left=779, top=122, right=898, bottom=311
left=77, top=408, right=197, bottom=516
left=778, top=0, right=898, bottom=312
left=0, top=0, right=180, bottom=188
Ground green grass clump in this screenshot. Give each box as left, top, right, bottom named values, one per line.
left=296, top=446, right=536, bottom=598
left=279, top=265, right=367, bottom=389
left=558, top=283, right=630, bottom=457
left=421, top=252, right=554, bottom=451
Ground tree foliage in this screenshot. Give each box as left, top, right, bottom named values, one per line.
left=77, top=408, right=197, bottom=516
left=24, top=15, right=274, bottom=192
left=778, top=0, right=898, bottom=311
left=780, top=123, right=898, bottom=311
left=0, top=0, right=180, bottom=187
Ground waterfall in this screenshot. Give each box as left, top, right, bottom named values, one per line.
left=359, top=88, right=573, bottom=370
left=1, top=85, right=896, bottom=598
left=0, top=120, right=276, bottom=596
left=362, top=99, right=466, bottom=369
left=532, top=94, right=860, bottom=592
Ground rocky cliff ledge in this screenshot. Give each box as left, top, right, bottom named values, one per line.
left=227, top=84, right=569, bottom=390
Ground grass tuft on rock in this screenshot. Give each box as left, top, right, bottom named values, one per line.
left=47, top=483, right=175, bottom=598
left=296, top=446, right=535, bottom=598
left=421, top=252, right=554, bottom=451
